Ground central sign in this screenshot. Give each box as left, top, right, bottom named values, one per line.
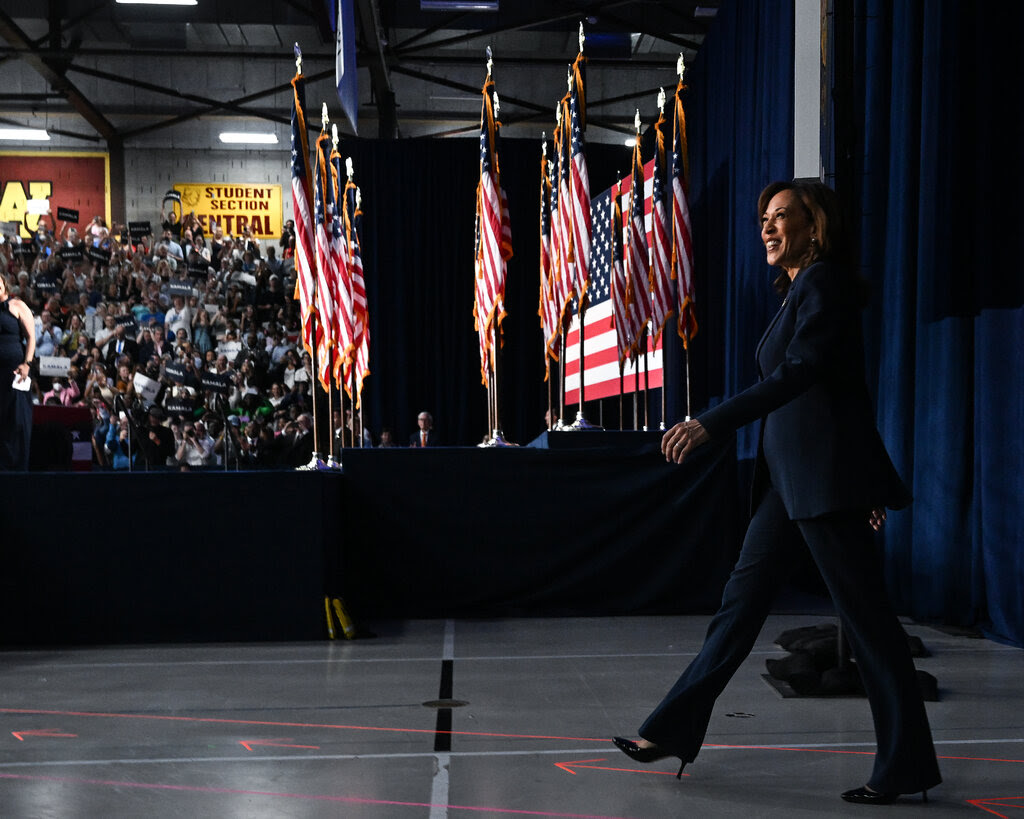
left=173, top=183, right=283, bottom=239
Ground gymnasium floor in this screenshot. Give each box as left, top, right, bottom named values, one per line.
left=1, top=614, right=1021, bottom=817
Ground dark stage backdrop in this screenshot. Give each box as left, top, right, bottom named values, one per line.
left=333, top=135, right=633, bottom=449
left=679, top=0, right=1024, bottom=646
left=321, top=0, right=1022, bottom=646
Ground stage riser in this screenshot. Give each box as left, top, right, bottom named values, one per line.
left=0, top=437, right=740, bottom=645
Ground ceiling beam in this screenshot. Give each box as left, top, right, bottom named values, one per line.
left=393, top=0, right=636, bottom=58
left=112, top=69, right=334, bottom=140
left=0, top=9, right=119, bottom=141
left=355, top=0, right=397, bottom=138
left=389, top=64, right=633, bottom=136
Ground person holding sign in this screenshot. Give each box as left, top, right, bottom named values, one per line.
left=0, top=274, right=35, bottom=470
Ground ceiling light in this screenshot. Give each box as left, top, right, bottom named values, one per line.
left=116, top=1, right=198, bottom=6
left=0, top=128, right=50, bottom=141
left=219, top=132, right=278, bottom=145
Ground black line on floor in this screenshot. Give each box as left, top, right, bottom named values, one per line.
left=434, top=659, right=453, bottom=752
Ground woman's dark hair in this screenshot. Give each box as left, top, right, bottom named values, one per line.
left=758, top=180, right=855, bottom=296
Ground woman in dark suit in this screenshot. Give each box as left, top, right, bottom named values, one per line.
left=612, top=181, right=941, bottom=804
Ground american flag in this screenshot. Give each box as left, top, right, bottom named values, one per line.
left=475, top=74, right=511, bottom=361
left=609, top=181, right=630, bottom=364
left=342, top=179, right=369, bottom=403
left=649, top=106, right=674, bottom=345
left=568, top=55, right=591, bottom=310
left=555, top=107, right=576, bottom=318
left=290, top=71, right=317, bottom=357
left=672, top=78, right=697, bottom=346
left=313, top=131, right=338, bottom=390
left=564, top=166, right=663, bottom=405
left=548, top=124, right=571, bottom=336
left=625, top=137, right=652, bottom=359
left=328, top=148, right=354, bottom=388
left=538, top=151, right=559, bottom=378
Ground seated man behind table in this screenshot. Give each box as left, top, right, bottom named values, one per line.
left=409, top=411, right=438, bottom=447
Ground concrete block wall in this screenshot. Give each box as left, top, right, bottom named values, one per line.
left=123, top=148, right=294, bottom=236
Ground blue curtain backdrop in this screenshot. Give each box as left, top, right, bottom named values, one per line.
left=326, top=0, right=1021, bottom=645
left=850, top=0, right=1024, bottom=646
left=681, top=0, right=1022, bottom=646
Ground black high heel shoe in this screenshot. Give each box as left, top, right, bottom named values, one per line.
left=841, top=785, right=930, bottom=805
left=611, top=737, right=687, bottom=779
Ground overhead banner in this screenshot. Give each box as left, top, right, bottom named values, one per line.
left=0, top=152, right=111, bottom=240
left=173, top=183, right=283, bottom=240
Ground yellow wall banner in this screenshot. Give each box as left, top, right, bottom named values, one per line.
left=173, top=183, right=282, bottom=239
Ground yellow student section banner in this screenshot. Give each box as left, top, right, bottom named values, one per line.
left=173, top=183, right=282, bottom=240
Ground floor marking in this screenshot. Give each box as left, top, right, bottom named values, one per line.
left=0, top=647, right=802, bottom=669
left=431, top=620, right=456, bottom=818
left=0, top=739, right=1020, bottom=771
left=442, top=618, right=456, bottom=661
left=0, top=772, right=633, bottom=818
left=430, top=752, right=451, bottom=819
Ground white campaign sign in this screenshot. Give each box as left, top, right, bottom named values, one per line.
left=38, top=356, right=71, bottom=377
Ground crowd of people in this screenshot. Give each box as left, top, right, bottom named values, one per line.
left=1, top=206, right=355, bottom=470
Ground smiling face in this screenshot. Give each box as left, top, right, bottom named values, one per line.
left=761, top=188, right=816, bottom=280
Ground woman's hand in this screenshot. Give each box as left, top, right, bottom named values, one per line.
left=13, top=361, right=30, bottom=380
left=661, top=419, right=710, bottom=464
left=869, top=507, right=887, bottom=531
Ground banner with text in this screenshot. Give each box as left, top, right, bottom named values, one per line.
left=173, top=183, right=283, bottom=240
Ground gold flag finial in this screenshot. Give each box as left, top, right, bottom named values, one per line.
left=321, top=102, right=329, bottom=130
left=294, top=43, right=302, bottom=75
left=677, top=52, right=686, bottom=80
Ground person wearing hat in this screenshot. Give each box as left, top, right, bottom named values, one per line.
left=137, top=404, right=175, bottom=469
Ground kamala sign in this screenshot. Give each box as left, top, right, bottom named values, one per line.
left=173, top=183, right=283, bottom=239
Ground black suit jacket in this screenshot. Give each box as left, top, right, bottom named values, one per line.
left=698, top=260, right=910, bottom=520
left=409, top=430, right=438, bottom=447
left=105, top=337, right=138, bottom=367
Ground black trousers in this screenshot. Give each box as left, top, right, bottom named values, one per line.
left=639, top=486, right=942, bottom=793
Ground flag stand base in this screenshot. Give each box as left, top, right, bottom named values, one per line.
left=566, top=411, right=603, bottom=431
left=297, top=452, right=335, bottom=471
left=478, top=429, right=518, bottom=448
left=325, top=454, right=343, bottom=470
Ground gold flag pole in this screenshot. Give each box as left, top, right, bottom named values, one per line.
left=657, top=86, right=668, bottom=431
left=568, top=26, right=600, bottom=431
left=486, top=83, right=514, bottom=447
left=321, top=104, right=335, bottom=463
left=677, top=53, right=694, bottom=422
left=324, top=123, right=344, bottom=468
left=294, top=46, right=325, bottom=470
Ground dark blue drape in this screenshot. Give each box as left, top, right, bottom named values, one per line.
left=683, top=0, right=1023, bottom=645
left=325, top=0, right=1022, bottom=645
left=335, top=137, right=626, bottom=447
left=678, top=0, right=795, bottom=460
